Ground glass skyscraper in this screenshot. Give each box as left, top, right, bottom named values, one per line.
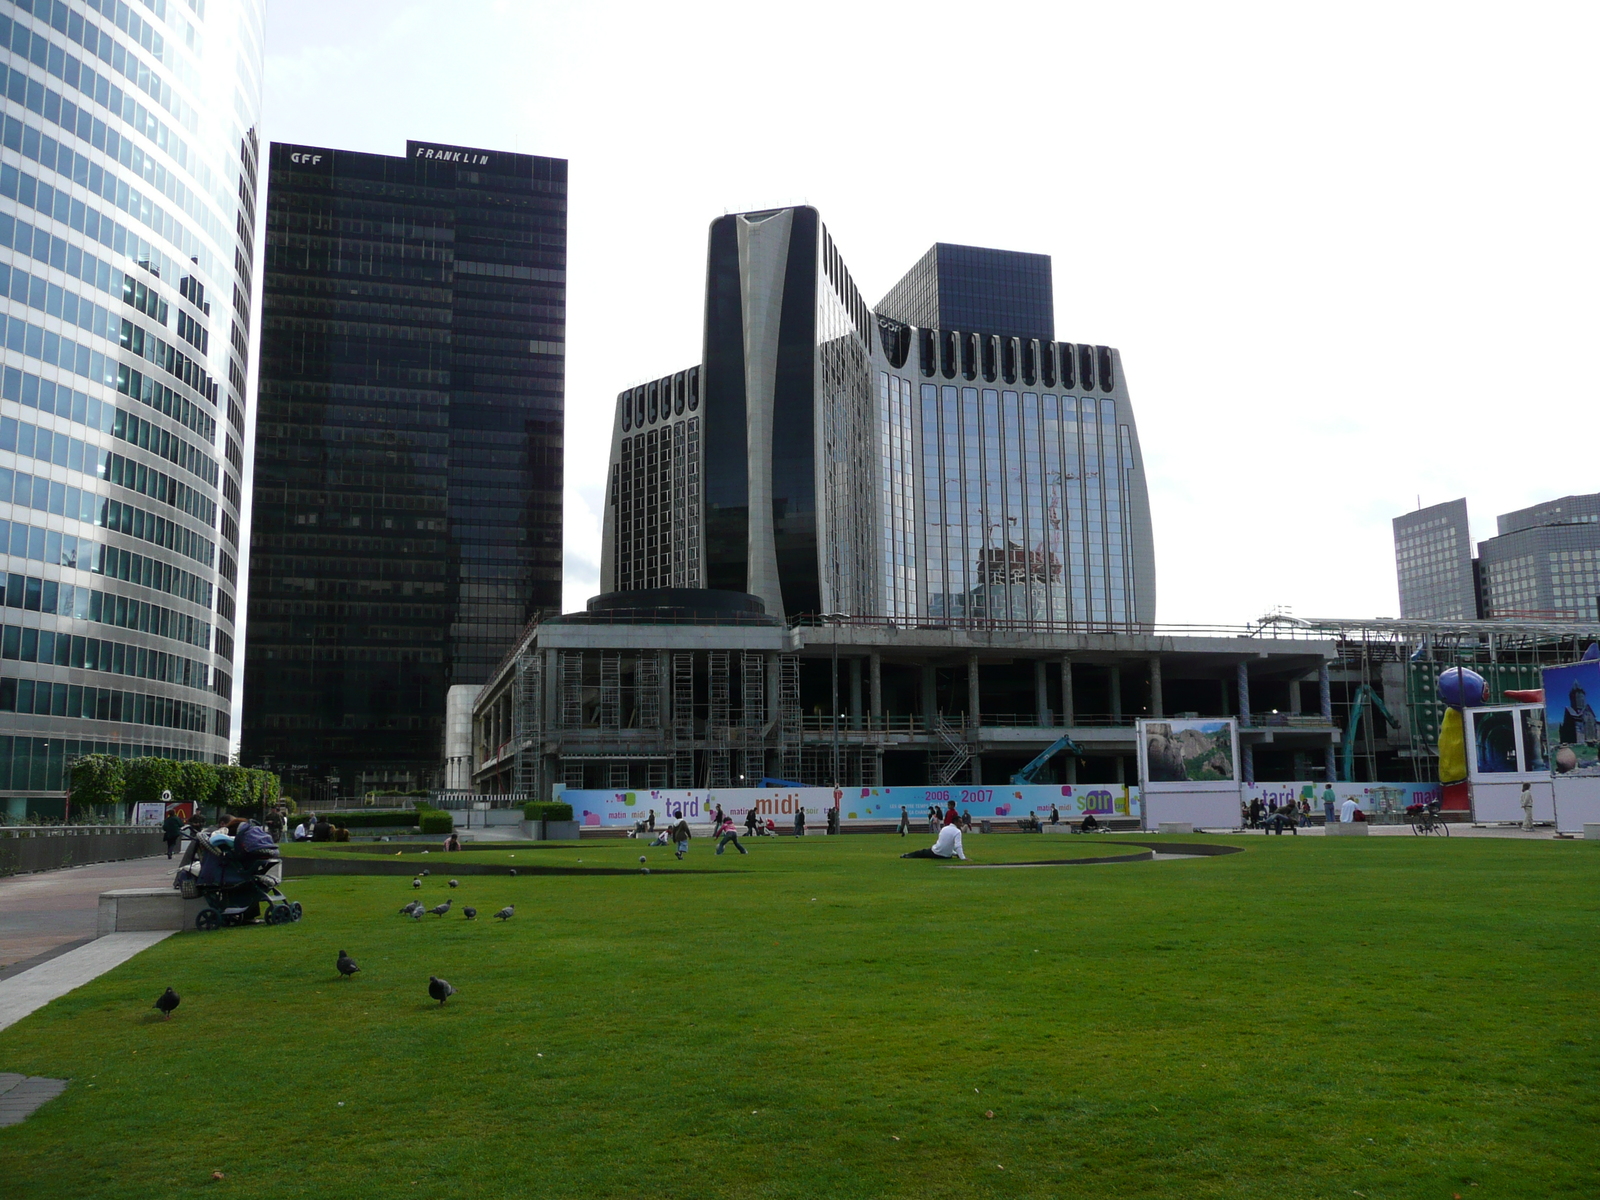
left=0, top=0, right=263, bottom=816
left=600, top=207, right=1155, bottom=629
left=242, top=140, right=565, bottom=802
left=1393, top=499, right=1478, bottom=620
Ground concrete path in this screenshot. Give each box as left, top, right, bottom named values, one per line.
left=0, top=931, right=173, bottom=1034
left=0, top=855, right=176, bottom=972
left=0, top=1072, right=69, bottom=1125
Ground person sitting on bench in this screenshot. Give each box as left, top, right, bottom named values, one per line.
left=900, top=821, right=966, bottom=861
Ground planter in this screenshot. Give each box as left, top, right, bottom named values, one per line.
left=542, top=820, right=580, bottom=841
left=1325, top=822, right=1370, bottom=837
left=520, top=820, right=544, bottom=841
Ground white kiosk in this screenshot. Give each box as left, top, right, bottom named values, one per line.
left=1138, top=718, right=1241, bottom=831
left=1543, top=659, right=1600, bottom=833
left=1463, top=703, right=1553, bottom=823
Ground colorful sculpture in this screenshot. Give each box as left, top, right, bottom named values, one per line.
left=1437, top=666, right=1487, bottom=810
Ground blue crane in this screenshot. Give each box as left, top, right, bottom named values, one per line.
left=1341, top=684, right=1400, bottom=782
left=1011, top=733, right=1085, bottom=785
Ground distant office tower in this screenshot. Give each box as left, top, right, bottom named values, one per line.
left=600, top=206, right=1155, bottom=627
left=1478, top=493, right=1600, bottom=620
left=0, top=0, right=263, bottom=813
left=1393, top=499, right=1478, bottom=619
left=876, top=242, right=1054, bottom=343
left=244, top=140, right=565, bottom=799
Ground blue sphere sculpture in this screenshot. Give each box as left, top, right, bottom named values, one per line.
left=1437, top=666, right=1487, bottom=708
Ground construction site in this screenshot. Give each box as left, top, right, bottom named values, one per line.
left=456, top=590, right=1600, bottom=808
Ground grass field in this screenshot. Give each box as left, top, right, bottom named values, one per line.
left=1, top=832, right=1596, bottom=1199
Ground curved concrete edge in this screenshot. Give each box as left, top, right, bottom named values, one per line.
left=947, top=850, right=1156, bottom=869
left=0, top=931, right=173, bottom=1034
left=283, top=857, right=727, bottom=878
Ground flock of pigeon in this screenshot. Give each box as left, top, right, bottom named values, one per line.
left=152, top=873, right=517, bottom=1018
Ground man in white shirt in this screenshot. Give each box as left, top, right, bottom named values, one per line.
left=292, top=821, right=309, bottom=841
left=900, top=822, right=966, bottom=860
left=1339, top=797, right=1358, bottom=824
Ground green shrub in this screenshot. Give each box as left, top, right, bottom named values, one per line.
left=332, top=811, right=419, bottom=829
left=523, top=801, right=573, bottom=821
left=418, top=811, right=454, bottom=835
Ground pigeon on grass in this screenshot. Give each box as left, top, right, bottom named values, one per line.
left=336, top=950, right=360, bottom=980
left=411, top=878, right=421, bottom=890
left=429, top=900, right=452, bottom=918
left=463, top=907, right=477, bottom=920
left=448, top=879, right=459, bottom=889
left=153, top=987, right=180, bottom=1020
left=398, top=901, right=420, bottom=916
left=428, top=976, right=457, bottom=1005
left=410, top=907, right=424, bottom=920
left=493, top=905, right=514, bottom=921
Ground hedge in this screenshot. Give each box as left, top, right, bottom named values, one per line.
left=418, top=811, right=454, bottom=834
left=332, top=811, right=419, bottom=830
left=523, top=801, right=573, bottom=821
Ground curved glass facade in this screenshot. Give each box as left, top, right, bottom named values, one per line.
left=0, top=0, right=262, bottom=813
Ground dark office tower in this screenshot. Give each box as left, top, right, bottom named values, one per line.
left=245, top=140, right=565, bottom=800
left=875, top=243, right=1054, bottom=343
left=0, top=0, right=264, bottom=816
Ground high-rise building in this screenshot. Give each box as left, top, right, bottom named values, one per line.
left=0, top=0, right=264, bottom=815
left=600, top=206, right=1156, bottom=628
left=876, top=242, right=1054, bottom=343
left=1479, top=493, right=1600, bottom=620
left=243, top=140, right=565, bottom=801
left=1393, top=499, right=1478, bottom=620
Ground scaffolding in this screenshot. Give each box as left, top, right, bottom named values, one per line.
left=779, top=653, right=802, bottom=782
left=559, top=650, right=583, bottom=729
left=638, top=652, right=662, bottom=730
left=599, top=651, right=621, bottom=731
left=511, top=652, right=543, bottom=797
left=671, top=651, right=695, bottom=787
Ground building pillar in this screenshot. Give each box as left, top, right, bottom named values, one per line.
left=849, top=657, right=864, bottom=730
left=1219, top=677, right=1230, bottom=716
left=1288, top=674, right=1303, bottom=716
left=967, top=655, right=981, bottom=728
left=921, top=664, right=937, bottom=725
left=971, top=755, right=983, bottom=784
left=1243, top=742, right=1255, bottom=786
left=1064, top=753, right=1077, bottom=784
left=1109, top=665, right=1123, bottom=723
left=1034, top=660, right=1050, bottom=725
left=1115, top=755, right=1125, bottom=783
left=1237, top=662, right=1252, bottom=726
left=1061, top=658, right=1075, bottom=727
left=869, top=652, right=883, bottom=725
left=1318, top=663, right=1332, bottom=721
left=1148, top=656, right=1164, bottom=719
left=1325, top=744, right=1338, bottom=782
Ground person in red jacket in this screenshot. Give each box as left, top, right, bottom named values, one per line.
left=944, top=800, right=959, bottom=826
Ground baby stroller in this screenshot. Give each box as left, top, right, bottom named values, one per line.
left=174, top=823, right=302, bottom=930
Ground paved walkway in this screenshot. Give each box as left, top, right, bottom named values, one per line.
left=1210, top=823, right=1574, bottom=839
left=0, top=855, right=176, bottom=973
left=0, top=932, right=173, bottom=1034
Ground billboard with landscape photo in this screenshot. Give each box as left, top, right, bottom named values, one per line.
left=1141, top=719, right=1238, bottom=785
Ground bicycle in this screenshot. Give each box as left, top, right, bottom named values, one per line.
left=1408, top=803, right=1450, bottom=837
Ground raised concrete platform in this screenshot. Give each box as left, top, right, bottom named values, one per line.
left=1585, top=824, right=1600, bottom=840
left=1157, top=822, right=1195, bottom=834
left=0, top=931, right=173, bottom=1033
left=1324, top=822, right=1370, bottom=836
left=0, top=1073, right=70, bottom=1126
left=97, top=888, right=206, bottom=935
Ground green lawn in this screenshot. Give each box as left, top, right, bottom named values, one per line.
left=2, top=833, right=1597, bottom=1199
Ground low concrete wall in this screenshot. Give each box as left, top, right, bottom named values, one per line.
left=96, top=888, right=206, bottom=934
left=0, top=827, right=165, bottom=876
left=1325, top=822, right=1370, bottom=837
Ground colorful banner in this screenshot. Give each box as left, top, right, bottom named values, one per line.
left=133, top=802, right=165, bottom=826
left=558, top=783, right=1142, bottom=827
left=1241, top=781, right=1441, bottom=817
left=1543, top=660, right=1600, bottom=777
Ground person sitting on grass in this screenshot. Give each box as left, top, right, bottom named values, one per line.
left=960, top=809, right=974, bottom=833
left=650, top=826, right=671, bottom=847
left=312, top=815, right=334, bottom=842
left=444, top=832, right=461, bottom=851
left=1080, top=811, right=1101, bottom=833
left=901, top=820, right=966, bottom=861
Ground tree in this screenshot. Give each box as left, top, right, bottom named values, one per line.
left=174, top=760, right=218, bottom=812
left=124, top=758, right=184, bottom=809
left=69, top=755, right=124, bottom=819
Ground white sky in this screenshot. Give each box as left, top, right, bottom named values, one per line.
left=261, top=0, right=1600, bottom=626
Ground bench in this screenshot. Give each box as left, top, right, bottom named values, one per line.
left=97, top=888, right=208, bottom=934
